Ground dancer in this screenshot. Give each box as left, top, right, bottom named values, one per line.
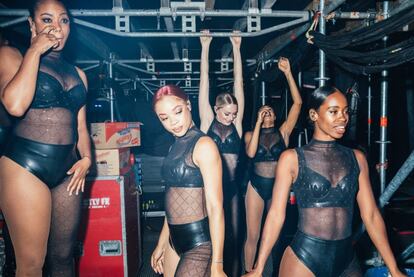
left=243, top=57, right=302, bottom=273
left=244, top=86, right=406, bottom=277
left=199, top=31, right=244, bottom=277
left=0, top=0, right=91, bottom=276
left=151, top=85, right=226, bottom=277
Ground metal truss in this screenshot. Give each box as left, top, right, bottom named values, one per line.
left=0, top=8, right=310, bottom=37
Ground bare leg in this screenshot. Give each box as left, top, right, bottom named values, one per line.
left=278, top=247, right=314, bottom=277
left=244, top=183, right=264, bottom=272
left=46, top=177, right=82, bottom=277
left=164, top=242, right=180, bottom=277
left=0, top=157, right=51, bottom=277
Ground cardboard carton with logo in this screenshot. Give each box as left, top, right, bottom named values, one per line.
left=90, top=122, right=141, bottom=149
left=90, top=148, right=131, bottom=176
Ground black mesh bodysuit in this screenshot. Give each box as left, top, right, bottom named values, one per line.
left=290, top=139, right=362, bottom=277
left=251, top=127, right=286, bottom=201
left=5, top=51, right=86, bottom=187
left=3, top=51, right=87, bottom=277
left=207, top=119, right=241, bottom=277
left=162, top=126, right=212, bottom=277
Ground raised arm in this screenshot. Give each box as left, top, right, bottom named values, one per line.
left=278, top=57, right=302, bottom=146
left=230, top=34, right=244, bottom=137
left=244, top=149, right=297, bottom=277
left=0, top=25, right=59, bottom=116
left=199, top=31, right=214, bottom=133
left=194, top=137, right=226, bottom=277
left=355, top=150, right=406, bottom=277
left=245, top=107, right=267, bottom=158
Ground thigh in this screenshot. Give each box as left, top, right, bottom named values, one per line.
left=49, top=177, right=83, bottom=245
left=174, top=243, right=212, bottom=277
left=245, top=183, right=264, bottom=236
left=279, top=247, right=314, bottom=277
left=164, top=241, right=180, bottom=277
left=0, top=156, right=52, bottom=260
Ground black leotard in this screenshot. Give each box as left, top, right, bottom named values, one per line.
left=251, top=127, right=286, bottom=200
left=162, top=127, right=210, bottom=255
left=290, top=139, right=361, bottom=277
left=4, top=52, right=86, bottom=188
left=207, top=119, right=240, bottom=199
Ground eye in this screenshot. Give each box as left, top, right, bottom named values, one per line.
left=175, top=108, right=183, bottom=114
left=329, top=110, right=338, bottom=115
left=42, top=17, right=52, bottom=23
left=159, top=116, right=168, bottom=122
left=224, top=113, right=230, bottom=116
left=343, top=109, right=349, bottom=115
left=61, top=18, right=70, bottom=24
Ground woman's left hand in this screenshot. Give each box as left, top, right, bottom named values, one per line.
left=278, top=57, right=291, bottom=75
left=66, top=157, right=92, bottom=196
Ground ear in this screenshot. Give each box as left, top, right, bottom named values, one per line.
left=214, top=105, right=219, bottom=113
left=309, top=109, right=318, bottom=122
left=28, top=17, right=36, bottom=38
left=186, top=100, right=192, bottom=111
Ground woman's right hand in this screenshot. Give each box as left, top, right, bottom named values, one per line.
left=242, top=269, right=262, bottom=277
left=150, top=243, right=166, bottom=274
left=256, top=106, right=270, bottom=125
left=200, top=30, right=212, bottom=47
left=29, top=25, right=59, bottom=55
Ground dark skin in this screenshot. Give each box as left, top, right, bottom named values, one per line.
left=243, top=92, right=406, bottom=277
left=0, top=1, right=91, bottom=276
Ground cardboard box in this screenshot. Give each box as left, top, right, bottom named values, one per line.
left=91, top=148, right=131, bottom=176
left=90, top=122, right=141, bottom=149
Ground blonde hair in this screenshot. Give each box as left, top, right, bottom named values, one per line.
left=215, top=92, right=238, bottom=108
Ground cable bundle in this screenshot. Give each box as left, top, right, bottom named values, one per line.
left=308, top=5, right=414, bottom=75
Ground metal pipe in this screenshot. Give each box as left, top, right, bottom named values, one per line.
left=108, top=54, right=115, bottom=122
left=329, top=11, right=377, bottom=20
left=0, top=9, right=310, bottom=18
left=367, top=75, right=372, bottom=148
left=78, top=58, right=258, bottom=64
left=0, top=16, right=27, bottom=28
left=354, top=150, right=414, bottom=241
left=318, top=0, right=327, bottom=87
left=72, top=16, right=308, bottom=37
left=261, top=62, right=266, bottom=105
left=116, top=62, right=236, bottom=75
left=378, top=1, right=390, bottom=193
left=81, top=63, right=101, bottom=72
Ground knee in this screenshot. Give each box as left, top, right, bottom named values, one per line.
left=16, top=253, right=45, bottom=276
left=246, top=230, right=260, bottom=245
left=48, top=247, right=73, bottom=266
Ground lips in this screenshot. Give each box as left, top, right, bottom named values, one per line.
left=172, top=126, right=183, bottom=133
left=334, top=126, right=346, bottom=134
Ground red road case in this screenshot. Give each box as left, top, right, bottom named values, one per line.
left=76, top=171, right=142, bottom=277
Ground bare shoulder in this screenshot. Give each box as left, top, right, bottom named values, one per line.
left=0, top=46, right=22, bottom=71
left=193, top=136, right=219, bottom=164
left=75, top=66, right=88, bottom=89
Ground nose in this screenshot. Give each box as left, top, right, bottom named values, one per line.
left=169, top=116, right=178, bottom=126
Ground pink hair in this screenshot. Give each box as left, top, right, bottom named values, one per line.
left=152, top=85, right=189, bottom=110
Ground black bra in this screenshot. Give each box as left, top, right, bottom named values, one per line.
left=207, top=119, right=240, bottom=154
left=253, top=128, right=286, bottom=163
left=31, top=71, right=86, bottom=114
left=162, top=127, right=205, bottom=188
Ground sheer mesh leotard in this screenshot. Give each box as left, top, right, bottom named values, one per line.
left=290, top=139, right=362, bottom=277
left=4, top=52, right=86, bottom=187
left=2, top=52, right=87, bottom=277
left=251, top=127, right=286, bottom=200
left=207, top=119, right=242, bottom=277
left=207, top=119, right=240, bottom=197
left=162, top=126, right=212, bottom=277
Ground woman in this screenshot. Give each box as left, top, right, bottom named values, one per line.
left=0, top=0, right=91, bottom=276
left=151, top=85, right=226, bottom=277
left=243, top=57, right=302, bottom=273
left=244, top=86, right=406, bottom=277
left=199, top=31, right=244, bottom=277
